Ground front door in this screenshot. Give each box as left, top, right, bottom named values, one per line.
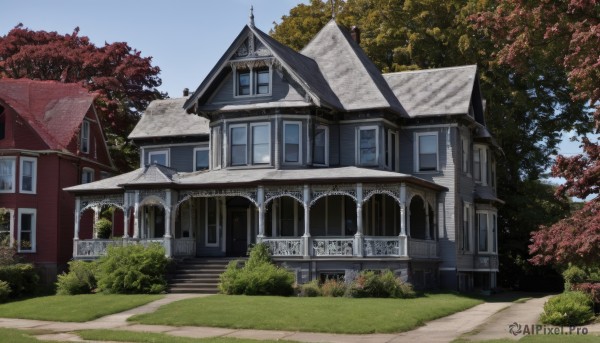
left=228, top=209, right=247, bottom=257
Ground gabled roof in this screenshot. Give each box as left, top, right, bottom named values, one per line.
left=0, top=79, right=96, bottom=150
left=128, top=98, right=209, bottom=140
left=383, top=65, right=478, bottom=117
left=301, top=20, right=406, bottom=115
left=64, top=163, right=177, bottom=192
left=183, top=24, right=343, bottom=112
left=127, top=164, right=178, bottom=185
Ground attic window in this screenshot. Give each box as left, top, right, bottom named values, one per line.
left=238, top=70, right=251, bottom=96
left=233, top=66, right=272, bottom=97
left=80, top=120, right=90, bottom=154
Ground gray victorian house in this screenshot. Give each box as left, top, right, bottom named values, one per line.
left=66, top=13, right=501, bottom=292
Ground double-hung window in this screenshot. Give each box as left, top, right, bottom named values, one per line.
left=386, top=130, right=398, bottom=171
left=0, top=209, right=12, bottom=247
left=252, top=123, right=270, bottom=164
left=313, top=125, right=328, bottom=165
left=358, top=126, right=378, bottom=165
left=148, top=150, right=168, bottom=166
left=80, top=120, right=90, bottom=154
left=194, top=147, right=209, bottom=171
left=81, top=168, right=94, bottom=184
left=256, top=70, right=270, bottom=94
left=230, top=125, right=247, bottom=166
left=474, top=145, right=488, bottom=184
left=462, top=203, right=472, bottom=252
left=477, top=210, right=497, bottom=253
left=20, top=157, right=36, bottom=194
left=0, top=157, right=15, bottom=193
left=237, top=70, right=250, bottom=96
left=284, top=121, right=301, bottom=164
left=18, top=208, right=36, bottom=253
left=234, top=68, right=271, bottom=97
left=415, top=132, right=438, bottom=172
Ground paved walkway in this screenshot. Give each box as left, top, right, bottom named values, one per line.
left=0, top=293, right=597, bottom=342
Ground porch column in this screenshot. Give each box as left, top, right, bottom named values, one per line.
left=92, top=205, right=100, bottom=239
left=354, top=183, right=364, bottom=257
left=257, top=186, right=265, bottom=241
left=163, top=191, right=173, bottom=257
left=133, top=191, right=140, bottom=239
left=221, top=197, right=226, bottom=253
left=302, top=184, right=311, bottom=258
left=271, top=199, right=278, bottom=237
left=399, top=184, right=408, bottom=256
left=73, top=197, right=81, bottom=258
left=122, top=193, right=130, bottom=239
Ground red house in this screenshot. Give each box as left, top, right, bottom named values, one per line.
left=0, top=79, right=115, bottom=281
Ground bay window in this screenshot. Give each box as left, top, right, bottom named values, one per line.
left=477, top=210, right=497, bottom=253
left=474, top=145, right=488, bottom=185
left=313, top=126, right=328, bottom=165
left=0, top=157, right=15, bottom=192
left=284, top=121, right=301, bottom=164
left=230, top=125, right=247, bottom=166
left=20, top=157, right=37, bottom=194
left=230, top=123, right=270, bottom=166
left=358, top=126, right=378, bottom=165
left=251, top=123, right=270, bottom=164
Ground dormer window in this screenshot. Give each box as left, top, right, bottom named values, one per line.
left=232, top=61, right=272, bottom=97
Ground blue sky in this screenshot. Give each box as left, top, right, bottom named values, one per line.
left=1, top=0, right=306, bottom=97
left=1, top=0, right=593, bottom=195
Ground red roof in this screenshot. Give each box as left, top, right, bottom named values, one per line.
left=0, top=78, right=96, bottom=150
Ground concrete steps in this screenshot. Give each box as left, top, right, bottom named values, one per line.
left=168, top=258, right=237, bottom=294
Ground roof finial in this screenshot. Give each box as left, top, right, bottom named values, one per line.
left=331, top=0, right=336, bottom=19
left=249, top=5, right=255, bottom=27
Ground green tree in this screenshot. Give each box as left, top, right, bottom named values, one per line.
left=271, top=0, right=584, bottom=289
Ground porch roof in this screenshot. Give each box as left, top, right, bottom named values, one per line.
left=65, top=166, right=447, bottom=194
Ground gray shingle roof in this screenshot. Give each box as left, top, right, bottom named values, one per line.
left=128, top=98, right=209, bottom=139
left=301, top=20, right=406, bottom=115
left=383, top=65, right=477, bottom=117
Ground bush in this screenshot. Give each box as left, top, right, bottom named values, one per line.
left=0, top=263, right=39, bottom=298
left=94, top=218, right=112, bottom=239
left=0, top=280, right=10, bottom=303
left=573, top=283, right=600, bottom=305
left=346, top=270, right=415, bottom=298
left=563, top=265, right=587, bottom=291
left=96, top=243, right=168, bottom=294
left=56, top=260, right=98, bottom=295
left=219, top=243, right=294, bottom=296
left=540, top=291, right=594, bottom=326
left=299, top=280, right=321, bottom=297
left=321, top=278, right=346, bottom=297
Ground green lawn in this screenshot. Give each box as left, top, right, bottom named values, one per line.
left=77, top=329, right=294, bottom=343
left=0, top=328, right=54, bottom=343
left=0, top=294, right=163, bottom=322
left=455, top=334, right=600, bottom=343
left=129, top=293, right=482, bottom=334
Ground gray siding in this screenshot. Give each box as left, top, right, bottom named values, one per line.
left=143, top=144, right=208, bottom=172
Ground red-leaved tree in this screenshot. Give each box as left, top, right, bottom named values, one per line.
left=476, top=1, right=600, bottom=267
left=0, top=24, right=165, bottom=171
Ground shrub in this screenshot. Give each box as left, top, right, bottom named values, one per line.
left=573, top=283, right=600, bottom=305
left=321, top=279, right=346, bottom=297
left=0, top=263, right=39, bottom=298
left=563, top=265, right=587, bottom=291
left=299, top=280, right=321, bottom=297
left=96, top=243, right=168, bottom=294
left=0, top=280, right=10, bottom=303
left=346, top=270, right=415, bottom=298
left=94, top=218, right=112, bottom=239
left=56, top=260, right=98, bottom=295
left=219, top=243, right=294, bottom=296
left=540, top=291, right=594, bottom=326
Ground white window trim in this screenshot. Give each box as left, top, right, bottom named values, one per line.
left=147, top=149, right=170, bottom=167
left=229, top=124, right=248, bottom=166
left=283, top=121, right=302, bottom=165
left=193, top=147, right=210, bottom=171
left=250, top=122, right=271, bottom=165
left=0, top=156, right=16, bottom=193
left=474, top=144, right=488, bottom=185
left=477, top=210, right=497, bottom=254
left=17, top=208, right=36, bottom=253
left=80, top=120, right=90, bottom=154
left=414, top=132, right=439, bottom=173
left=313, top=125, right=329, bottom=166
left=81, top=167, right=94, bottom=184
left=462, top=202, right=473, bottom=253
left=232, top=67, right=273, bottom=98
left=205, top=199, right=220, bottom=247
left=356, top=126, right=379, bottom=166
left=19, top=157, right=37, bottom=194
left=0, top=208, right=14, bottom=248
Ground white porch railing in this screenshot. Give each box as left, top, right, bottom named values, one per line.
left=363, top=236, right=406, bottom=256
left=174, top=238, right=196, bottom=256
left=263, top=238, right=303, bottom=256
left=312, top=238, right=354, bottom=256
left=408, top=238, right=438, bottom=258
left=74, top=238, right=166, bottom=258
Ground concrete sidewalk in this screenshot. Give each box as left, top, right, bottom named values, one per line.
left=0, top=293, right=582, bottom=343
